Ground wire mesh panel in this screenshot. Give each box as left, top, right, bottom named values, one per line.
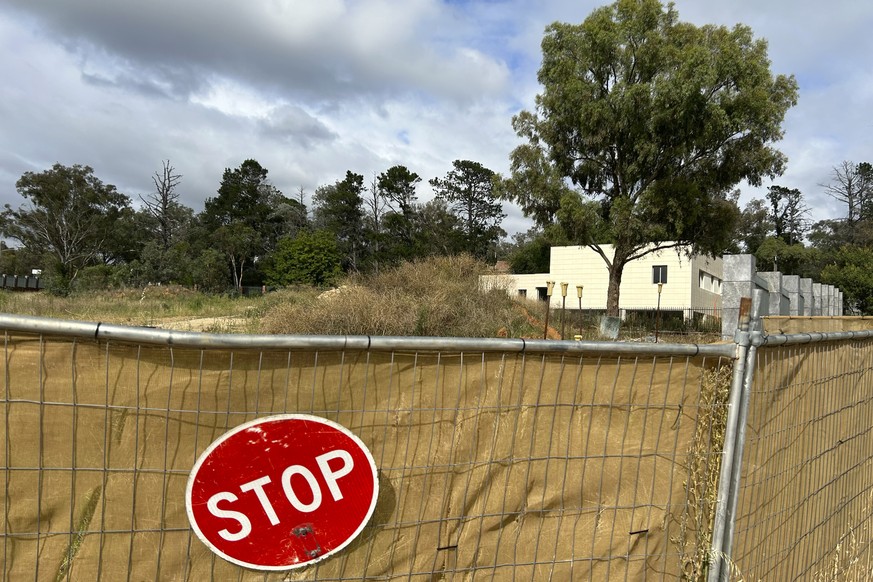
left=0, top=328, right=732, bottom=580
left=731, top=339, right=873, bottom=580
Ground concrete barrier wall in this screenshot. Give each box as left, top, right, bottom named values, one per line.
left=721, top=255, right=842, bottom=338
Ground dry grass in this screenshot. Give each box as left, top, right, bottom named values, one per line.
left=0, top=258, right=538, bottom=338
left=0, top=259, right=722, bottom=342
left=0, top=285, right=300, bottom=331
left=813, top=490, right=873, bottom=582
left=674, top=364, right=733, bottom=581
left=54, top=485, right=102, bottom=582
left=260, top=255, right=538, bottom=337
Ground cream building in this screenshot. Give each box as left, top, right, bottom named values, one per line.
left=484, top=243, right=723, bottom=319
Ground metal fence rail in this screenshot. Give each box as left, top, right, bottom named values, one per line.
left=0, top=314, right=735, bottom=580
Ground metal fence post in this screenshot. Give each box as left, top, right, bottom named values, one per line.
left=721, top=290, right=766, bottom=567
left=708, top=290, right=765, bottom=582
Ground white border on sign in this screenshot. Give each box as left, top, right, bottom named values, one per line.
left=185, top=413, right=380, bottom=571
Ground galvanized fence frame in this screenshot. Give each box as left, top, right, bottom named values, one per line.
left=0, top=313, right=738, bottom=580
left=5, top=303, right=873, bottom=580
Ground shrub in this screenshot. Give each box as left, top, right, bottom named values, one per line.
left=261, top=255, right=534, bottom=337
left=264, top=230, right=342, bottom=287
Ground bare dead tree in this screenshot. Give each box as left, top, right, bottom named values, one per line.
left=821, top=161, right=873, bottom=224
left=364, top=173, right=389, bottom=235
left=141, top=160, right=182, bottom=250
left=362, top=173, right=388, bottom=273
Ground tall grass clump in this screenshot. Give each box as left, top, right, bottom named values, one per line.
left=812, top=489, right=873, bottom=581
left=260, top=255, right=534, bottom=337
left=673, top=364, right=733, bottom=581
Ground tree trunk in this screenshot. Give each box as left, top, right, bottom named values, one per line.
left=605, top=251, right=628, bottom=317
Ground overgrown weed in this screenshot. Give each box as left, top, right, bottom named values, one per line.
left=260, top=255, right=537, bottom=337
left=813, top=489, right=873, bottom=581
left=674, top=364, right=733, bottom=581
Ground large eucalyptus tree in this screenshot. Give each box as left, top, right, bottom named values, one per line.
left=501, top=0, right=798, bottom=314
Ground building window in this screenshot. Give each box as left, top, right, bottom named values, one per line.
left=698, top=270, right=722, bottom=294
left=652, top=265, right=668, bottom=284
left=518, top=289, right=527, bottom=298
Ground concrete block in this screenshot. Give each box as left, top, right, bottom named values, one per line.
left=783, top=275, right=801, bottom=316
left=722, top=255, right=757, bottom=338
left=758, top=272, right=784, bottom=316
left=800, top=278, right=813, bottom=316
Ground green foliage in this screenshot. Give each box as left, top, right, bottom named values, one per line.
left=378, top=165, right=420, bottom=215
left=190, top=248, right=228, bottom=293
left=504, top=0, right=797, bottom=314
left=412, top=199, right=466, bottom=257
left=736, top=198, right=772, bottom=253
left=264, top=230, right=342, bottom=287
left=72, top=264, right=131, bottom=291
left=129, top=241, right=194, bottom=286
left=313, top=171, right=366, bottom=271
left=375, top=165, right=422, bottom=265
left=42, top=269, right=73, bottom=297
left=2, top=163, right=132, bottom=287
left=430, top=160, right=506, bottom=260
left=508, top=230, right=553, bottom=274
left=201, top=159, right=294, bottom=286
left=98, top=206, right=146, bottom=265
left=212, top=223, right=261, bottom=288
left=753, top=237, right=819, bottom=277
left=0, top=244, right=42, bottom=276
left=494, top=122, right=574, bottom=227
left=821, top=246, right=873, bottom=315
left=767, top=185, right=808, bottom=245
left=204, top=160, right=274, bottom=231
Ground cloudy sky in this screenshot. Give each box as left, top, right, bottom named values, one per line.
left=2, top=0, right=872, bottom=236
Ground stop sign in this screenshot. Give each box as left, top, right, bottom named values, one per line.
left=186, top=414, right=379, bottom=570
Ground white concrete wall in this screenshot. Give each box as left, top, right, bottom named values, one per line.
left=720, top=254, right=844, bottom=338
left=483, top=243, right=723, bottom=313
left=548, top=245, right=722, bottom=311
left=480, top=273, right=548, bottom=300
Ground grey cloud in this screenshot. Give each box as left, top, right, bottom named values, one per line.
left=3, top=0, right=512, bottom=104
left=258, top=105, right=337, bottom=146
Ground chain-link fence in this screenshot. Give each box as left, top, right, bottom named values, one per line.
left=2, top=303, right=873, bottom=581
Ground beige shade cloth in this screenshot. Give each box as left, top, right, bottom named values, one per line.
left=1, top=333, right=727, bottom=580
left=763, top=316, right=873, bottom=335
left=730, top=338, right=873, bottom=580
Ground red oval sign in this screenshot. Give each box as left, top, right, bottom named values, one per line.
left=186, top=414, right=379, bottom=570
